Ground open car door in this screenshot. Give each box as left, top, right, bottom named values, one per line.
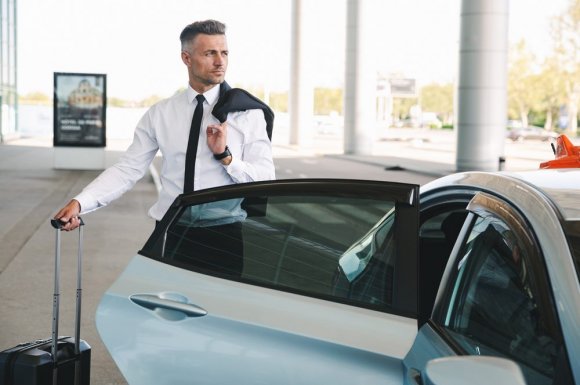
left=96, top=179, right=420, bottom=385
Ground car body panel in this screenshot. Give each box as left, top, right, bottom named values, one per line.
left=402, top=324, right=456, bottom=383
left=97, top=256, right=413, bottom=385
left=508, top=169, right=580, bottom=220
left=97, top=171, right=580, bottom=385
left=97, top=180, right=421, bottom=385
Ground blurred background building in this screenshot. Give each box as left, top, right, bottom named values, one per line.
left=3, top=0, right=579, bottom=170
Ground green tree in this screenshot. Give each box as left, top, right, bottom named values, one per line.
left=392, top=98, right=417, bottom=121
left=508, top=40, right=537, bottom=127
left=269, top=91, right=288, bottom=113
left=19, top=92, right=51, bottom=105
left=108, top=97, right=127, bottom=107
left=532, top=57, right=566, bottom=130
left=314, top=88, right=343, bottom=115
left=551, top=0, right=580, bottom=133
left=238, top=86, right=289, bottom=113
left=419, top=83, right=454, bottom=124
left=139, top=95, right=163, bottom=107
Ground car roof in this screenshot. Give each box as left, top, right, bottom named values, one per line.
left=422, top=169, right=580, bottom=222
left=508, top=169, right=580, bottom=221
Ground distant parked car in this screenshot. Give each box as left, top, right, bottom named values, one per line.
left=507, top=119, right=523, bottom=129
left=507, top=126, right=559, bottom=142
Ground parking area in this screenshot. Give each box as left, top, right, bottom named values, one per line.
left=0, top=131, right=565, bottom=384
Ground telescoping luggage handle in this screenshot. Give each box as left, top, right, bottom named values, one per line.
left=50, top=218, right=84, bottom=383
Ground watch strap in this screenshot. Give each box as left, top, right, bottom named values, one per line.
left=213, top=146, right=232, bottom=160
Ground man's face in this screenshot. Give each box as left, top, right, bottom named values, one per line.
left=182, top=33, right=228, bottom=93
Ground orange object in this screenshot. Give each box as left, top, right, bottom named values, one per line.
left=540, top=134, right=580, bottom=169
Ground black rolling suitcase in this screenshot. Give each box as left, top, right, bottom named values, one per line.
left=0, top=219, right=91, bottom=385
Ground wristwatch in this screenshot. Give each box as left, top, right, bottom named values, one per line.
left=213, top=146, right=232, bottom=161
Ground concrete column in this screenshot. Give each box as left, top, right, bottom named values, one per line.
left=289, top=0, right=313, bottom=147
left=344, top=0, right=375, bottom=155
left=456, top=0, right=508, bottom=171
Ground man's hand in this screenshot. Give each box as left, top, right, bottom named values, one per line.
left=206, top=121, right=228, bottom=154
left=53, top=199, right=82, bottom=231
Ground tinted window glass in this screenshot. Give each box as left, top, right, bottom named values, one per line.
left=442, top=215, right=565, bottom=384
left=562, top=220, right=580, bottom=282
left=154, top=191, right=415, bottom=312
left=418, top=209, right=468, bottom=323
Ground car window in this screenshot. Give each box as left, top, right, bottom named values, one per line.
left=143, top=181, right=419, bottom=315
left=418, top=208, right=468, bottom=324
left=562, top=221, right=580, bottom=282
left=440, top=209, right=569, bottom=385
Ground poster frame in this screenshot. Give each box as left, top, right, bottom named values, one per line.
left=53, top=72, right=107, bottom=147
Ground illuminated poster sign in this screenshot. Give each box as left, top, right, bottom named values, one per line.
left=53, top=72, right=107, bottom=147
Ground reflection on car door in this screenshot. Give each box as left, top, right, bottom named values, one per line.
left=96, top=180, right=420, bottom=385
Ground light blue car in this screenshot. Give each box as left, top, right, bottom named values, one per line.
left=96, top=165, right=579, bottom=384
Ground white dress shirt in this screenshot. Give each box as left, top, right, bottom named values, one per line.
left=74, top=83, right=275, bottom=221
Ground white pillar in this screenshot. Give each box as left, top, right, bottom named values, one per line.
left=289, top=0, right=314, bottom=147
left=344, top=0, right=375, bottom=155
left=456, top=0, right=508, bottom=171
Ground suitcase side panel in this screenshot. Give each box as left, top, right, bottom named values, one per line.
left=0, top=339, right=53, bottom=385
left=0, top=338, right=91, bottom=385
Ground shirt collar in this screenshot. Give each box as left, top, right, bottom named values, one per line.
left=187, top=83, right=222, bottom=106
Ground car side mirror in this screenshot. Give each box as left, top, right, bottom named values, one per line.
left=424, top=356, right=527, bottom=385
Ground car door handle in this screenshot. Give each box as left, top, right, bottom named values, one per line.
left=130, top=294, right=207, bottom=317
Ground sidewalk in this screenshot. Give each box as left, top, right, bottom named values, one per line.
left=274, top=128, right=556, bottom=175
left=0, top=138, right=158, bottom=385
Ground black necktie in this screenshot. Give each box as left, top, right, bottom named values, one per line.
left=184, top=94, right=205, bottom=193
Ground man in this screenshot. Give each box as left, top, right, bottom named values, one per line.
left=53, top=20, right=275, bottom=233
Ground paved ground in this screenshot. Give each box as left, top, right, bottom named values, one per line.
left=0, top=140, right=156, bottom=384
left=0, top=131, right=563, bottom=384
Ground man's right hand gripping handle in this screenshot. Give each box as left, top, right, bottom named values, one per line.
left=53, top=199, right=82, bottom=231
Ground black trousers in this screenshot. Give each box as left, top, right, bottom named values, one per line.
left=162, top=222, right=244, bottom=277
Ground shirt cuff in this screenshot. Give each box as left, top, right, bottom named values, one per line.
left=224, top=156, right=243, bottom=174
left=74, top=191, right=99, bottom=215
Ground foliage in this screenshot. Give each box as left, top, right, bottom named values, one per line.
left=19, top=92, right=51, bottom=105
left=505, top=0, right=580, bottom=133
left=138, top=95, right=163, bottom=107
left=533, top=57, right=567, bottom=130
left=269, top=91, right=288, bottom=113
left=507, top=40, right=537, bottom=127
left=314, top=88, right=343, bottom=115
left=240, top=86, right=289, bottom=113
left=242, top=87, right=343, bottom=115
left=108, top=97, right=126, bottom=107
left=551, top=0, right=580, bottom=133
left=419, top=83, right=454, bottom=123
left=392, top=97, right=417, bottom=120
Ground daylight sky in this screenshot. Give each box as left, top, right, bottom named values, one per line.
left=18, top=0, right=569, bottom=100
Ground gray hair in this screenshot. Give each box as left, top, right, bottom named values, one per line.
left=180, top=20, right=226, bottom=51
